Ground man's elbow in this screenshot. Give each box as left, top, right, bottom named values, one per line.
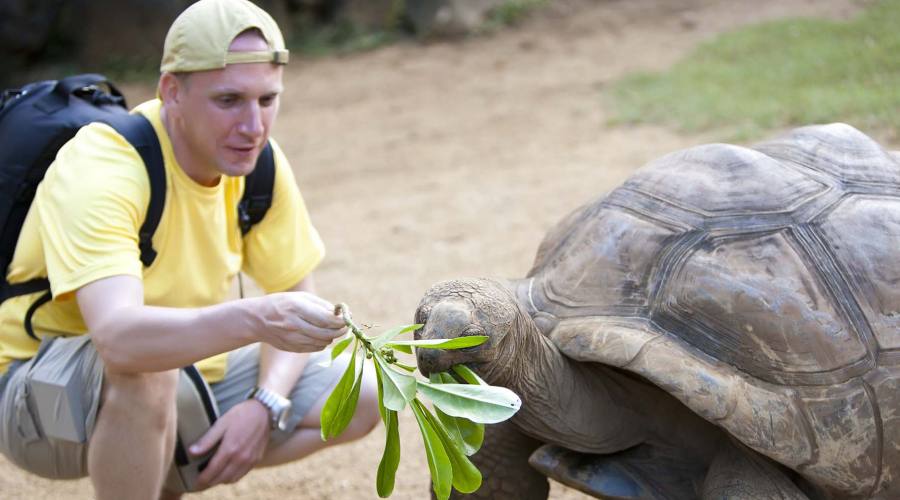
left=91, top=329, right=139, bottom=374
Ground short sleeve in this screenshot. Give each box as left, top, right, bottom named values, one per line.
left=241, top=140, right=325, bottom=292
left=36, top=123, right=148, bottom=299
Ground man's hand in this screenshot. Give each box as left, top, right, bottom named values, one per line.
left=190, top=399, right=271, bottom=489
left=255, top=291, right=347, bottom=352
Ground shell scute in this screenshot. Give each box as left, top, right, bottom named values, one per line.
left=624, top=143, right=827, bottom=215
left=820, top=195, right=900, bottom=350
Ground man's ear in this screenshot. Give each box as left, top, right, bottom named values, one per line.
left=158, top=72, right=180, bottom=104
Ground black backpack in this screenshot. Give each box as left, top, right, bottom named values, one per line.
left=0, top=74, right=276, bottom=340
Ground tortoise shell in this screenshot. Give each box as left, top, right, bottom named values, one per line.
left=522, top=124, right=900, bottom=498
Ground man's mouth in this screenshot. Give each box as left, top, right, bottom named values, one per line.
left=228, top=144, right=257, bottom=153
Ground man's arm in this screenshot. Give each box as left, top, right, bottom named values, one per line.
left=180, top=273, right=335, bottom=489
left=76, top=274, right=346, bottom=374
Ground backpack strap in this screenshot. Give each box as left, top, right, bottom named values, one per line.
left=12, top=116, right=276, bottom=341
left=24, top=290, right=51, bottom=340
left=238, top=142, right=275, bottom=236
left=105, top=114, right=166, bottom=267
left=17, top=114, right=164, bottom=341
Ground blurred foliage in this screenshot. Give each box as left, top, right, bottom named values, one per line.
left=1, top=0, right=554, bottom=89
left=1, top=0, right=403, bottom=88
left=608, top=0, right=900, bottom=141
left=482, top=0, right=548, bottom=32
left=288, top=17, right=404, bottom=58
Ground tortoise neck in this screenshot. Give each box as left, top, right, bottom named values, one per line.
left=480, top=305, right=593, bottom=442
left=481, top=306, right=561, bottom=389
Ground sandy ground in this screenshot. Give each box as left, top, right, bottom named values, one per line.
left=1, top=0, right=886, bottom=498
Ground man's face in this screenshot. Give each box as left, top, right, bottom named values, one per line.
left=164, top=34, right=283, bottom=185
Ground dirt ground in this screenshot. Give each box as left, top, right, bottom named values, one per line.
left=1, top=0, right=885, bottom=498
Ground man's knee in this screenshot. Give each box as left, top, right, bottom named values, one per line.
left=100, top=369, right=179, bottom=429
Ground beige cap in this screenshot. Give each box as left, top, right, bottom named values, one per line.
left=160, top=0, right=289, bottom=73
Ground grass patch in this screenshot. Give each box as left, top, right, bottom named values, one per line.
left=608, top=0, right=900, bottom=141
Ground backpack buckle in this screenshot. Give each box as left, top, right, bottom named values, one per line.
left=1, top=88, right=23, bottom=109
left=73, top=85, right=125, bottom=107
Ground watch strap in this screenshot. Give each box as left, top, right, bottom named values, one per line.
left=248, top=386, right=292, bottom=430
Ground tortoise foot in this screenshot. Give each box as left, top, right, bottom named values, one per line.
left=529, top=443, right=706, bottom=499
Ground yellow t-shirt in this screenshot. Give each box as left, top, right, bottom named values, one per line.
left=0, top=99, right=325, bottom=382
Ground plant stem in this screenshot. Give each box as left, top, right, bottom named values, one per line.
left=335, top=302, right=374, bottom=351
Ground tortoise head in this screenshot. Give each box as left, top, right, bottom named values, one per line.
left=414, top=278, right=521, bottom=379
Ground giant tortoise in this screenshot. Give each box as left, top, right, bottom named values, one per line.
left=415, top=123, right=900, bottom=499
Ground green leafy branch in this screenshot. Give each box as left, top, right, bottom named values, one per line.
left=320, top=304, right=522, bottom=499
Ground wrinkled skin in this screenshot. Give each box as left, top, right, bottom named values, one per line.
left=415, top=279, right=519, bottom=384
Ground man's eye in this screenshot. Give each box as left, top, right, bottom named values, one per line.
left=260, top=96, right=277, bottom=107
left=216, top=96, right=238, bottom=106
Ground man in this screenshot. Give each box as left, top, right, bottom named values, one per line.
left=0, top=0, right=380, bottom=498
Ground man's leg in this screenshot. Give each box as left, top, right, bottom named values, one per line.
left=88, top=367, right=179, bottom=500
left=0, top=335, right=178, bottom=499
left=0, top=336, right=105, bottom=480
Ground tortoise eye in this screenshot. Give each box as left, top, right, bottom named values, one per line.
left=415, top=306, right=431, bottom=325
left=462, top=326, right=485, bottom=337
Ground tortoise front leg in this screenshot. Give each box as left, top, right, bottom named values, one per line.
left=444, top=420, right=549, bottom=500
left=701, top=440, right=809, bottom=500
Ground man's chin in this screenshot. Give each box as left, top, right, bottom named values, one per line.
left=220, top=158, right=259, bottom=177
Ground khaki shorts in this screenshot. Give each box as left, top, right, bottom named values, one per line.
left=0, top=335, right=347, bottom=480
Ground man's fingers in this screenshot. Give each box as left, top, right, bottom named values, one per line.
left=294, top=294, right=349, bottom=329
left=301, top=308, right=348, bottom=330
left=199, top=449, right=255, bottom=487
left=205, top=461, right=243, bottom=488
left=301, top=292, right=336, bottom=311
left=190, top=419, right=225, bottom=456
left=194, top=447, right=228, bottom=489
left=225, top=463, right=254, bottom=484
left=290, top=316, right=347, bottom=341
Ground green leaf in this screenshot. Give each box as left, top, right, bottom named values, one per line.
left=330, top=358, right=365, bottom=437
left=330, top=336, right=353, bottom=360
left=412, top=400, right=453, bottom=500
left=320, top=341, right=360, bottom=440
left=376, top=409, right=401, bottom=497
left=451, top=364, right=487, bottom=385
left=393, top=361, right=417, bottom=372
left=438, top=409, right=484, bottom=457
left=432, top=373, right=483, bottom=456
left=420, top=401, right=482, bottom=494
left=387, top=336, right=488, bottom=350
left=374, top=356, right=417, bottom=412
left=417, top=380, right=521, bottom=424
left=392, top=344, right=412, bottom=355
left=374, top=354, right=386, bottom=423
left=372, top=324, right=423, bottom=348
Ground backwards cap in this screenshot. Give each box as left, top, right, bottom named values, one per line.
left=160, top=0, right=289, bottom=73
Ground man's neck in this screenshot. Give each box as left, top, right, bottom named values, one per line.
left=159, top=106, right=220, bottom=187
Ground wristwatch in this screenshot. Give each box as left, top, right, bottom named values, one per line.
left=247, top=386, right=292, bottom=432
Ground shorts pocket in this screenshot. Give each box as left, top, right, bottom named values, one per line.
left=13, top=383, right=42, bottom=444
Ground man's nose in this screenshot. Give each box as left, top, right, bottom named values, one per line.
left=238, top=102, right=264, bottom=138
